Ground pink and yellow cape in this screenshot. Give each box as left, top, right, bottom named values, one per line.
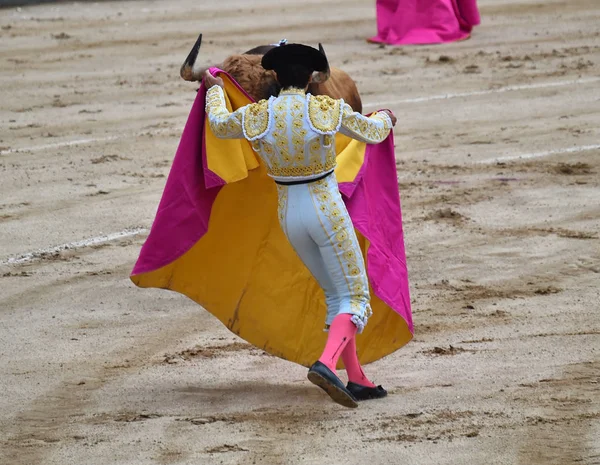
left=130, top=69, right=413, bottom=368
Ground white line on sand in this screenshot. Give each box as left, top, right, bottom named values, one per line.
left=479, top=144, right=600, bottom=164
left=0, top=135, right=120, bottom=155
left=0, top=228, right=148, bottom=266
left=0, top=129, right=173, bottom=156
left=364, top=77, right=600, bottom=108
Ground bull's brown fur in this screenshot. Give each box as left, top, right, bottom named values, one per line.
left=220, top=54, right=279, bottom=104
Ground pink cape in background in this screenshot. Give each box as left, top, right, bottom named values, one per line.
left=369, top=0, right=481, bottom=45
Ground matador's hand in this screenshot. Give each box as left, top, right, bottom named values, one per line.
left=203, top=70, right=224, bottom=89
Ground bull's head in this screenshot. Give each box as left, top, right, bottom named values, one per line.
left=179, top=33, right=361, bottom=113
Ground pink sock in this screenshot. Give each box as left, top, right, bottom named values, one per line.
left=318, top=314, right=357, bottom=372
left=342, top=336, right=377, bottom=388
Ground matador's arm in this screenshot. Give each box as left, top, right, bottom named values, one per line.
left=205, top=85, right=245, bottom=139
left=338, top=103, right=393, bottom=144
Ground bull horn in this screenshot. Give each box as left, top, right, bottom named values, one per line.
left=311, top=43, right=331, bottom=84
left=180, top=33, right=204, bottom=81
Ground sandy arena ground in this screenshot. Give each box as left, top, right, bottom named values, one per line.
left=0, top=0, right=599, bottom=464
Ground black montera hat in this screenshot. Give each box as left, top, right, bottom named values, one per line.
left=261, top=43, right=329, bottom=73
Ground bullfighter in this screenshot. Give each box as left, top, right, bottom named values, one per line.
left=203, top=43, right=397, bottom=408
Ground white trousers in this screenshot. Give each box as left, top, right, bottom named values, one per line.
left=276, top=174, right=372, bottom=332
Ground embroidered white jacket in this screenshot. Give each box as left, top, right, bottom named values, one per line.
left=205, top=86, right=393, bottom=182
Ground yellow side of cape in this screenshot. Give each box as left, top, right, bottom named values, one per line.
left=131, top=75, right=412, bottom=367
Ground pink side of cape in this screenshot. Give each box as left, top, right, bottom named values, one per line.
left=130, top=75, right=413, bottom=333
left=339, top=137, right=413, bottom=333
left=131, top=83, right=220, bottom=277
left=369, top=0, right=481, bottom=45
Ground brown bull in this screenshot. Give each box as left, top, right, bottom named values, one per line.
left=180, top=35, right=363, bottom=113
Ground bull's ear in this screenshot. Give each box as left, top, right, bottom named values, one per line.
left=180, top=33, right=204, bottom=81
left=312, top=43, right=331, bottom=83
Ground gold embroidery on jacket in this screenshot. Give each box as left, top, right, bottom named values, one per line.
left=271, top=100, right=289, bottom=175
left=243, top=99, right=270, bottom=140
left=290, top=99, right=307, bottom=164
left=265, top=95, right=338, bottom=178
left=267, top=159, right=336, bottom=178
left=308, top=137, right=322, bottom=173
left=308, top=95, right=343, bottom=134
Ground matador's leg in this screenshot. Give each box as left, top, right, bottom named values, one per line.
left=305, top=176, right=372, bottom=333
left=276, top=184, right=341, bottom=327
left=277, top=182, right=360, bottom=408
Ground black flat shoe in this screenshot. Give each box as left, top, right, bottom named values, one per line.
left=346, top=382, right=388, bottom=401
left=307, top=361, right=358, bottom=408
